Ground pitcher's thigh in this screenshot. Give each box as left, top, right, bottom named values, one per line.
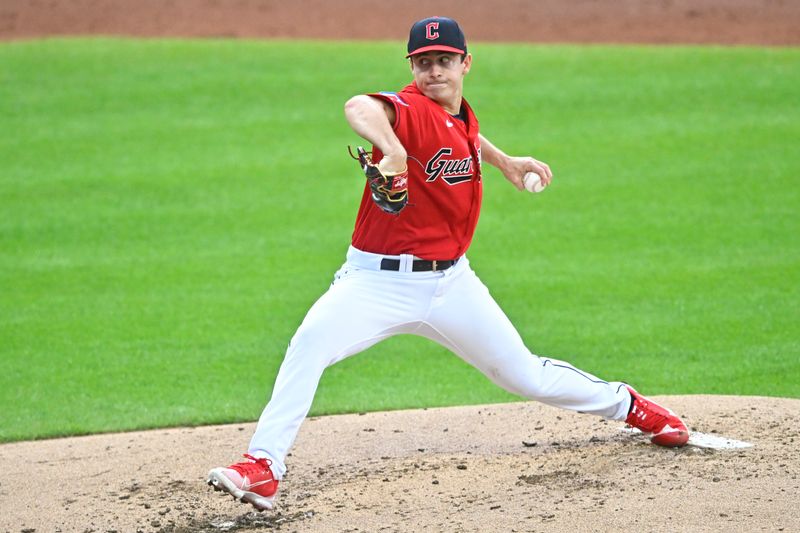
left=288, top=269, right=422, bottom=366
left=426, top=272, right=535, bottom=389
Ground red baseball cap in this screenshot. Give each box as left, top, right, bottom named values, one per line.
left=406, top=16, right=467, bottom=58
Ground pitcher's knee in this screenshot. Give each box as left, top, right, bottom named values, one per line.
left=490, top=372, right=548, bottom=399
left=283, top=335, right=338, bottom=369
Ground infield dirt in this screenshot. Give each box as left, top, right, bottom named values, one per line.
left=2, top=0, right=799, bottom=44
left=2, top=396, right=799, bottom=532
left=2, top=1, right=799, bottom=532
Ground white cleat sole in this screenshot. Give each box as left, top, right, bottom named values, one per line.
left=207, top=468, right=276, bottom=511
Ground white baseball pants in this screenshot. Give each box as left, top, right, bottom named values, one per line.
left=249, top=246, right=631, bottom=479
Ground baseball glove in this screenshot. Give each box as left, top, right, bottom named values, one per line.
left=349, top=146, right=408, bottom=215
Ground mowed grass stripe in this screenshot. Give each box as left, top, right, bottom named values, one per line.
left=1, top=39, right=797, bottom=441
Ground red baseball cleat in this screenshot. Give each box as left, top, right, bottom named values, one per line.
left=207, top=454, right=279, bottom=511
left=625, top=386, right=689, bottom=447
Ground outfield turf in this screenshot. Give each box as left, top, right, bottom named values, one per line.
left=1, top=39, right=798, bottom=442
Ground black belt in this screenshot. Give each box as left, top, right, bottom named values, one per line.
left=380, top=258, right=459, bottom=272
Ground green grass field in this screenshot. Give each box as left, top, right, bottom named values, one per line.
left=1, top=39, right=798, bottom=442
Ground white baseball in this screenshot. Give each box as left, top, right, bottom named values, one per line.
left=523, top=172, right=546, bottom=193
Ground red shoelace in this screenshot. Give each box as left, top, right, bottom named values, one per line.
left=229, top=454, right=273, bottom=477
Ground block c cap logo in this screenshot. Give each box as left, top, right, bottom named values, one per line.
left=406, top=16, right=467, bottom=58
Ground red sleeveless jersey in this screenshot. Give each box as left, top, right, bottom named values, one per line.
left=350, top=83, right=483, bottom=261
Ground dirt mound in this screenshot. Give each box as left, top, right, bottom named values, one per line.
left=2, top=395, right=798, bottom=532
left=2, top=0, right=799, bottom=45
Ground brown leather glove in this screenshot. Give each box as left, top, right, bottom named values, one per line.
left=350, top=146, right=408, bottom=215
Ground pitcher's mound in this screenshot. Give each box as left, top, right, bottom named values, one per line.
left=2, top=395, right=798, bottom=532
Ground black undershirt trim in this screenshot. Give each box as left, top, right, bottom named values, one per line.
left=450, top=108, right=466, bottom=122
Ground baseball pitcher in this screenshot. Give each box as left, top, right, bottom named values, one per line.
left=207, top=16, right=689, bottom=511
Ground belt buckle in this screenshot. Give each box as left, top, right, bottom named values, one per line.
left=432, top=260, right=438, bottom=271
